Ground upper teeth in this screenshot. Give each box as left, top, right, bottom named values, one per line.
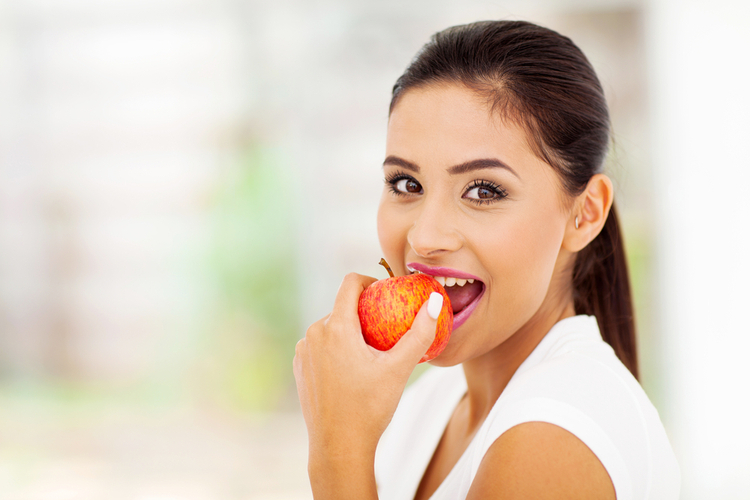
left=408, top=268, right=474, bottom=287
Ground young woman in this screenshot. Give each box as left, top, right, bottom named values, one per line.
left=293, top=20, right=680, bottom=499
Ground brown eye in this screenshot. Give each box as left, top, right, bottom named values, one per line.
left=463, top=181, right=508, bottom=204
left=465, top=186, right=498, bottom=200
left=476, top=187, right=494, bottom=199
left=394, top=178, right=423, bottom=194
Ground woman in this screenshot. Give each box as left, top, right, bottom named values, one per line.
left=293, top=20, right=680, bottom=499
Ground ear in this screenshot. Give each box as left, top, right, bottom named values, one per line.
left=563, top=174, right=614, bottom=252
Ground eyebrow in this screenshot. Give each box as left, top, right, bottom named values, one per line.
left=383, top=155, right=520, bottom=179
left=382, top=155, right=420, bottom=173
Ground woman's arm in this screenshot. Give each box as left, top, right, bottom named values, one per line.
left=293, top=273, right=441, bottom=500
left=466, top=422, right=616, bottom=499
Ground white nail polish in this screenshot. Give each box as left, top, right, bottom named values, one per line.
left=427, top=292, right=443, bottom=319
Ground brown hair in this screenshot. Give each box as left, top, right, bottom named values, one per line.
left=390, top=20, right=638, bottom=379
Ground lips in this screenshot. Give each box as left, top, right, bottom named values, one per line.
left=406, top=262, right=485, bottom=331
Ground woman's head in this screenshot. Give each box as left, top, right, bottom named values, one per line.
left=378, top=21, right=638, bottom=377
left=390, top=20, right=609, bottom=199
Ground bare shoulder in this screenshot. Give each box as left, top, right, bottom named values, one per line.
left=466, top=421, right=615, bottom=500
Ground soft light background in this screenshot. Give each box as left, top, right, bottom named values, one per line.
left=0, top=0, right=747, bottom=499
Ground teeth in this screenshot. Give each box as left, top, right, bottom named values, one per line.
left=419, top=272, right=477, bottom=287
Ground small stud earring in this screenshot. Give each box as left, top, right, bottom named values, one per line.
left=575, top=216, right=579, bottom=229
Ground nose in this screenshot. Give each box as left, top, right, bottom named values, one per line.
left=407, top=198, right=463, bottom=258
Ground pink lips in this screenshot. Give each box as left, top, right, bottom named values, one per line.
left=406, top=262, right=481, bottom=281
left=406, top=262, right=485, bottom=331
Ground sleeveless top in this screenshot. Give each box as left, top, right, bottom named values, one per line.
left=374, top=315, right=680, bottom=499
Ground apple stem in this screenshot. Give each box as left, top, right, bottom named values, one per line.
left=379, top=258, right=395, bottom=278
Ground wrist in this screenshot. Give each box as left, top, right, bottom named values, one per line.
left=308, top=439, right=377, bottom=474
left=308, top=448, right=378, bottom=500
left=309, top=422, right=381, bottom=459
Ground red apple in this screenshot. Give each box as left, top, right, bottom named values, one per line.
left=358, top=260, right=453, bottom=363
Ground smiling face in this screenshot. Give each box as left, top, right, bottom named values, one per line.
left=377, top=83, right=578, bottom=366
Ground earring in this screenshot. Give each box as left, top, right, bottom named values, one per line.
left=575, top=216, right=579, bottom=229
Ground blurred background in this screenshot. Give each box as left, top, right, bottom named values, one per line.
left=0, top=0, right=748, bottom=498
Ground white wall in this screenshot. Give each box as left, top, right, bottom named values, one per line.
left=0, top=1, right=246, bottom=380
left=646, top=0, right=750, bottom=497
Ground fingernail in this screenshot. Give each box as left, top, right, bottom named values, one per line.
left=427, top=292, right=443, bottom=320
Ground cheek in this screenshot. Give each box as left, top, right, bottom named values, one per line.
left=483, top=211, right=566, bottom=312
left=377, top=200, right=410, bottom=272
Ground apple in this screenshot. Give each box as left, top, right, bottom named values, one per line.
left=358, top=259, right=453, bottom=363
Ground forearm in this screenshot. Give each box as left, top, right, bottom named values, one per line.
left=308, top=447, right=379, bottom=500
left=294, top=276, right=440, bottom=500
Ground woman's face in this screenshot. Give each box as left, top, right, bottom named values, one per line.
left=377, top=84, right=576, bottom=365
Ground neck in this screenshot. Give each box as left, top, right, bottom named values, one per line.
left=460, top=298, right=576, bottom=429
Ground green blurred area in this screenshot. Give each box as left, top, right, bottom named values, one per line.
left=0, top=144, right=303, bottom=415
left=620, top=215, right=662, bottom=405
left=202, top=143, right=300, bottom=412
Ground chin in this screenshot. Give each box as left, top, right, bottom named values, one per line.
left=425, top=325, right=471, bottom=367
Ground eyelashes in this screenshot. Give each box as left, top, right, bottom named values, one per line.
left=464, top=179, right=509, bottom=205
left=384, top=171, right=508, bottom=205
left=385, top=170, right=423, bottom=196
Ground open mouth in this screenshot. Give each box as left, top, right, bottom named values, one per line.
left=407, top=262, right=485, bottom=331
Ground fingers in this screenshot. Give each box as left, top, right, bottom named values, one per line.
left=328, top=273, right=378, bottom=329
left=426, top=291, right=444, bottom=320
left=388, top=292, right=442, bottom=366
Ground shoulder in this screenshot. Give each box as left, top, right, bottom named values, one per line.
left=467, top=421, right=615, bottom=500
left=472, top=317, right=680, bottom=499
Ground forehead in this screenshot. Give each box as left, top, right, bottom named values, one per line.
left=386, top=84, right=537, bottom=169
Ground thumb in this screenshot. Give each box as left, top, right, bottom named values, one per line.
left=389, top=292, right=443, bottom=366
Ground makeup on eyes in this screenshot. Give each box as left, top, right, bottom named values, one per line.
left=463, top=179, right=508, bottom=203
left=384, top=170, right=422, bottom=196
left=384, top=171, right=508, bottom=204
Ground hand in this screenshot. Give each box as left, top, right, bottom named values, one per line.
left=293, top=273, right=442, bottom=498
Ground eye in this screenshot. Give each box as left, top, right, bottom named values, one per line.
left=463, top=180, right=507, bottom=204
left=466, top=186, right=496, bottom=199
left=385, top=171, right=423, bottom=196
left=395, top=178, right=422, bottom=194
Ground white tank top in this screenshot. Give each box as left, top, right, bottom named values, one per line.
left=374, top=315, right=680, bottom=499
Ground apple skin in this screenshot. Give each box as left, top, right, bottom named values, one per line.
left=357, top=273, right=453, bottom=363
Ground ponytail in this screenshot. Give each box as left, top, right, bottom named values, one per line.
left=572, top=204, right=638, bottom=379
